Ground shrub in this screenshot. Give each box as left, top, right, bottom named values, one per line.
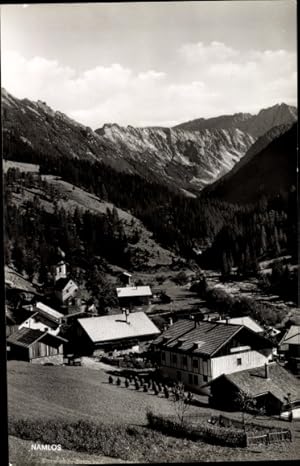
left=160, top=292, right=172, bottom=304
left=108, top=376, right=113, bottom=384
left=173, top=271, right=189, bottom=286
left=146, top=411, right=247, bottom=447
left=8, top=418, right=146, bottom=460
left=116, top=377, right=121, bottom=386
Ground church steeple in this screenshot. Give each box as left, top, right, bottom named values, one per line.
left=52, top=247, right=67, bottom=283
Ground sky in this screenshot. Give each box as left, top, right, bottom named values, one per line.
left=1, top=1, right=297, bottom=128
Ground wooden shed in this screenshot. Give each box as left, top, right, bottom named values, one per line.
left=7, top=327, right=67, bottom=364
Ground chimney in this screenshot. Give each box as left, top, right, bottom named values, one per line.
left=124, top=308, right=130, bottom=324
left=264, top=362, right=269, bottom=379
left=225, top=316, right=229, bottom=325
left=168, top=317, right=173, bottom=327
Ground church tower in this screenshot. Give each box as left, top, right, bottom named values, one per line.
left=52, top=247, right=67, bottom=283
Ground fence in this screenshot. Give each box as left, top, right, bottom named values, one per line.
left=246, top=430, right=292, bottom=446
left=215, top=415, right=292, bottom=445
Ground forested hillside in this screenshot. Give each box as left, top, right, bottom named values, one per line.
left=3, top=91, right=297, bottom=304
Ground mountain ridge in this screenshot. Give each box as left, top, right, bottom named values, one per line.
left=2, top=88, right=297, bottom=195
left=174, top=103, right=297, bottom=138
left=2, top=88, right=255, bottom=194
left=201, top=122, right=297, bottom=204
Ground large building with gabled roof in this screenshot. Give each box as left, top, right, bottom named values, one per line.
left=152, top=318, right=274, bottom=393
left=76, top=310, right=160, bottom=354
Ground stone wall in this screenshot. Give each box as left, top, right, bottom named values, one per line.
left=31, top=354, right=64, bottom=365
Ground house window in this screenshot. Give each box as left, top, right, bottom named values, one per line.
left=177, top=371, right=182, bottom=381
left=172, top=354, right=177, bottom=365
left=193, top=375, right=198, bottom=385
left=161, top=352, right=166, bottom=362
left=203, top=375, right=208, bottom=382
left=188, top=374, right=193, bottom=384
left=182, top=356, right=187, bottom=366
left=193, top=359, right=198, bottom=369
left=237, top=358, right=242, bottom=366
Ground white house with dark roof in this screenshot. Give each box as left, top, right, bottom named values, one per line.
left=76, top=311, right=160, bottom=354
left=152, top=318, right=274, bottom=394
left=19, top=312, right=62, bottom=336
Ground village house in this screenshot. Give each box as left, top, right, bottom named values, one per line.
left=75, top=310, right=160, bottom=355
left=207, top=362, right=300, bottom=416
left=30, top=301, right=64, bottom=324
left=116, top=285, right=152, bottom=308
left=152, top=318, right=274, bottom=394
left=279, top=325, right=300, bottom=374
left=217, top=316, right=264, bottom=333
left=54, top=278, right=79, bottom=304
left=7, top=327, right=67, bottom=364
left=18, top=306, right=63, bottom=336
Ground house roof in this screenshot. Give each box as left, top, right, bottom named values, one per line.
left=35, top=302, right=64, bottom=322
left=7, top=327, right=67, bottom=348
left=24, top=312, right=60, bottom=330
left=153, top=319, right=245, bottom=356
left=280, top=325, right=300, bottom=346
left=116, top=286, right=152, bottom=298
left=219, top=362, right=300, bottom=404
left=217, top=316, right=264, bottom=333
left=7, top=327, right=44, bottom=347
left=78, top=311, right=160, bottom=344
left=54, top=278, right=77, bottom=291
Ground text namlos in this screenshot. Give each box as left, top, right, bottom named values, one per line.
left=31, top=444, right=62, bottom=451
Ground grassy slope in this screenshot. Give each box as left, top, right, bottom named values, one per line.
left=9, top=436, right=129, bottom=465
left=7, top=362, right=300, bottom=463
left=7, top=361, right=175, bottom=425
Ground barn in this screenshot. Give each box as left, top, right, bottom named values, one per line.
left=7, top=327, right=67, bottom=364
left=76, top=311, right=160, bottom=354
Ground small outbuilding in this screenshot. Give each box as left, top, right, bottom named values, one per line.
left=116, top=285, right=152, bottom=308
left=7, top=327, right=67, bottom=364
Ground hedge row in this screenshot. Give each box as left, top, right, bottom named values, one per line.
left=147, top=411, right=247, bottom=447
left=9, top=418, right=145, bottom=460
